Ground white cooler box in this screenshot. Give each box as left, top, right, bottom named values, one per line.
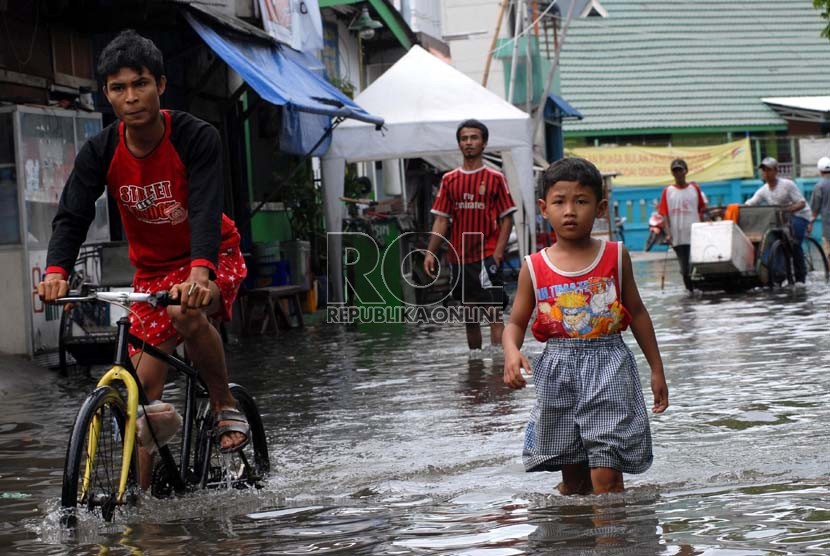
left=690, top=221, right=754, bottom=274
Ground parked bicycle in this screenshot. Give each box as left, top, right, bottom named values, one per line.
left=56, top=287, right=270, bottom=526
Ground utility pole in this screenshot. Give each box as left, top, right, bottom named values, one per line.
left=524, top=2, right=534, bottom=114
left=507, top=0, right=524, bottom=104
left=482, top=0, right=509, bottom=87
left=531, top=1, right=576, bottom=144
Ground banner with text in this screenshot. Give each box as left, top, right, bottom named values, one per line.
left=566, top=138, right=753, bottom=186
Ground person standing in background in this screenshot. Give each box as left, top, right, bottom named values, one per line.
left=809, top=156, right=830, bottom=254
left=658, top=159, right=707, bottom=292
left=423, top=119, right=516, bottom=352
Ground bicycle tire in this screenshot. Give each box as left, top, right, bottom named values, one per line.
left=803, top=236, right=830, bottom=281
left=767, top=239, right=793, bottom=288
left=61, top=385, right=138, bottom=526
left=194, top=384, right=270, bottom=490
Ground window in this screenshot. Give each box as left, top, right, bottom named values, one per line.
left=51, top=28, right=95, bottom=89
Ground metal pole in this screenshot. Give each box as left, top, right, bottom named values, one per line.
left=790, top=136, right=797, bottom=177
left=524, top=4, right=533, bottom=114
left=507, top=0, right=524, bottom=104
left=754, top=137, right=762, bottom=178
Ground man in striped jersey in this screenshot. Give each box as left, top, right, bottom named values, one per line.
left=423, top=120, right=517, bottom=350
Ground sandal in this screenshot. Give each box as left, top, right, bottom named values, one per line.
left=213, top=408, right=250, bottom=454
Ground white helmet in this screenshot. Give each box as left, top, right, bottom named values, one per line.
left=819, top=156, right=830, bottom=173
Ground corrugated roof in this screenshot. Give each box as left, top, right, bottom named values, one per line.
left=558, top=0, right=830, bottom=135
left=762, top=96, right=830, bottom=112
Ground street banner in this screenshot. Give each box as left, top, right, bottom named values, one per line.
left=566, top=138, right=753, bottom=186
left=259, top=0, right=324, bottom=52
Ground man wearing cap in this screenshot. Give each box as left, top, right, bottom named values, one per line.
left=658, top=158, right=707, bottom=291
left=746, top=157, right=812, bottom=286
left=808, top=156, right=830, bottom=253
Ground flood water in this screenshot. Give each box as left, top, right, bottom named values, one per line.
left=4, top=254, right=830, bottom=555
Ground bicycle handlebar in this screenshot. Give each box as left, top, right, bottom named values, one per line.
left=56, top=289, right=180, bottom=307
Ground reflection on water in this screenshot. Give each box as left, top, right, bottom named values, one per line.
left=3, top=257, right=830, bottom=554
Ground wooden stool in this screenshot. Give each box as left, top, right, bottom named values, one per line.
left=241, top=285, right=305, bottom=335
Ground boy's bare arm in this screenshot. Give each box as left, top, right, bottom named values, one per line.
left=619, top=246, right=669, bottom=413
left=503, top=262, right=535, bottom=389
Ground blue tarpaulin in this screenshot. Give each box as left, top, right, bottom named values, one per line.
left=183, top=11, right=383, bottom=155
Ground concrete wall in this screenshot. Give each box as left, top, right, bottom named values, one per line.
left=0, top=248, right=28, bottom=354
left=441, top=0, right=506, bottom=97
left=407, top=0, right=443, bottom=38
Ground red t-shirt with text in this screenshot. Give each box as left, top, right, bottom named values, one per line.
left=430, top=166, right=517, bottom=264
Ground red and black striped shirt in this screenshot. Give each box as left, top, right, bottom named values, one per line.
left=431, top=166, right=517, bottom=264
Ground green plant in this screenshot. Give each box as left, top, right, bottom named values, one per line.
left=816, top=0, right=830, bottom=38
left=271, top=158, right=322, bottom=243
left=329, top=78, right=356, bottom=99
left=344, top=163, right=372, bottom=199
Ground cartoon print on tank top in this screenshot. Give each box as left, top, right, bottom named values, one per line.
left=535, top=276, right=626, bottom=339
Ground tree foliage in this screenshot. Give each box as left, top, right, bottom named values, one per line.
left=816, top=0, right=830, bottom=38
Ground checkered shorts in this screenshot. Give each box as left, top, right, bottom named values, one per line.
left=127, top=246, right=247, bottom=357
left=523, top=334, right=653, bottom=474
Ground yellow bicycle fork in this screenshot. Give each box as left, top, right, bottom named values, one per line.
left=82, top=366, right=140, bottom=504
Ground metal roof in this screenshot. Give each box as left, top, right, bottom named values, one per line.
left=762, top=96, right=830, bottom=112
left=558, top=0, right=830, bottom=136
left=545, top=94, right=584, bottom=120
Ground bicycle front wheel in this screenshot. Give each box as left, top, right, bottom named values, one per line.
left=61, top=385, right=138, bottom=526
left=194, top=384, right=270, bottom=490
left=803, top=236, right=830, bottom=281
left=767, top=239, right=793, bottom=288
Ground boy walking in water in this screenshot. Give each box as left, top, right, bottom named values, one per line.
left=503, top=158, right=668, bottom=494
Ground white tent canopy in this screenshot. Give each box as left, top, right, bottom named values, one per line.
left=321, top=45, right=535, bottom=302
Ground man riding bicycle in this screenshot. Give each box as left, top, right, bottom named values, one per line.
left=36, top=30, right=249, bottom=488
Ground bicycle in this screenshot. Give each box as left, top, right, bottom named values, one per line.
left=57, top=287, right=270, bottom=526
left=802, top=235, right=830, bottom=279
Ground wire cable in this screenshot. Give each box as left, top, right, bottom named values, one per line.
left=2, top=4, right=40, bottom=69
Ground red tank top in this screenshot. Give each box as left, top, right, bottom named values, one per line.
left=528, top=240, right=631, bottom=341
left=107, top=110, right=238, bottom=278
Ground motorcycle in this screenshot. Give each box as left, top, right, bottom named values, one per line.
left=644, top=208, right=669, bottom=251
